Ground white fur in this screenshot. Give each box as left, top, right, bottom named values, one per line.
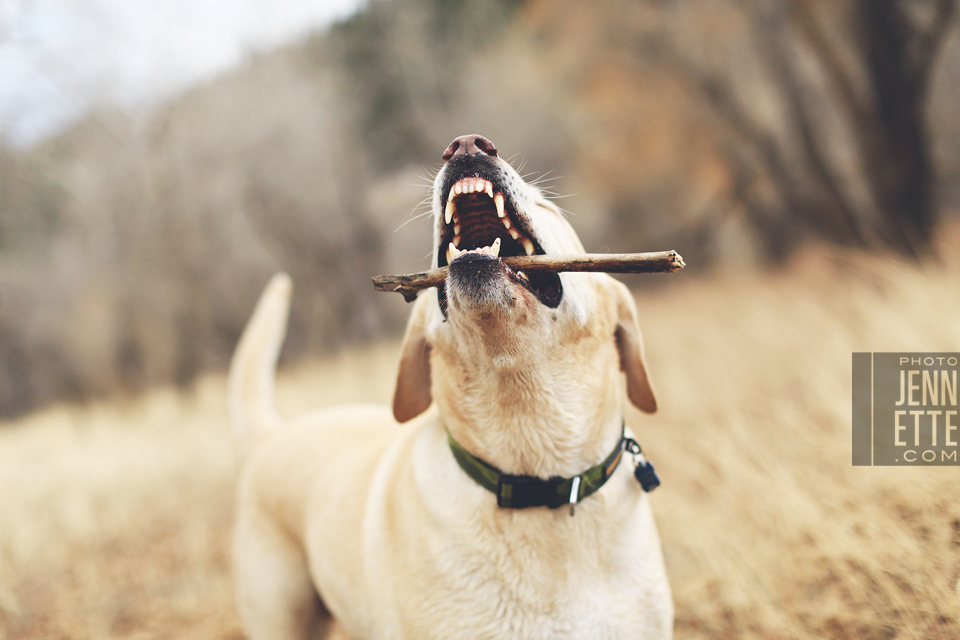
left=230, top=138, right=673, bottom=639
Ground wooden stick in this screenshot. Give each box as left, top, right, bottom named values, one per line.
left=372, top=250, right=685, bottom=302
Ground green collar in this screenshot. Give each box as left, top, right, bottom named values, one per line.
left=446, top=425, right=627, bottom=515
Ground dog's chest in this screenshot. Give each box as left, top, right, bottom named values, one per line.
left=401, top=545, right=666, bottom=640
left=422, top=586, right=616, bottom=639
left=364, top=424, right=674, bottom=639
left=387, top=506, right=670, bottom=639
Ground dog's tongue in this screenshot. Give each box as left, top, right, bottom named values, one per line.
left=446, top=237, right=501, bottom=264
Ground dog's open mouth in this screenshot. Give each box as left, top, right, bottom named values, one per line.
left=437, top=174, right=562, bottom=312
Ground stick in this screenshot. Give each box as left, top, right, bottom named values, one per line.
left=372, top=250, right=685, bottom=302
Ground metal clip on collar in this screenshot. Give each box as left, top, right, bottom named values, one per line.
left=568, top=476, right=582, bottom=516
left=624, top=437, right=661, bottom=492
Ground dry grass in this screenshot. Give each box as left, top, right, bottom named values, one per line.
left=2, top=234, right=960, bottom=639
left=644, top=237, right=960, bottom=639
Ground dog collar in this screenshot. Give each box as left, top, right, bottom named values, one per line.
left=446, top=424, right=658, bottom=516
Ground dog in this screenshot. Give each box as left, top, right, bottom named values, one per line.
left=228, top=134, right=673, bottom=639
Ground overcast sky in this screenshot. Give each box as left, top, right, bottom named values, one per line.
left=0, top=0, right=364, bottom=146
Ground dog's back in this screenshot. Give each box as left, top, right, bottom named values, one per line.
left=229, top=273, right=408, bottom=639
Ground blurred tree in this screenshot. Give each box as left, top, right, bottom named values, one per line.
left=0, top=142, right=63, bottom=252
left=652, top=0, right=957, bottom=258
left=320, top=0, right=526, bottom=172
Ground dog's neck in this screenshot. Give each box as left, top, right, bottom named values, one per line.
left=433, top=332, right=626, bottom=479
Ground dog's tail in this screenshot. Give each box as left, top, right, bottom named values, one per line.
left=228, top=273, right=292, bottom=457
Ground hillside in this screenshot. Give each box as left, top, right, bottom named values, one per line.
left=2, top=234, right=959, bottom=638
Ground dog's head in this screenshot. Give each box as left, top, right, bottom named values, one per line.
left=393, top=135, right=656, bottom=440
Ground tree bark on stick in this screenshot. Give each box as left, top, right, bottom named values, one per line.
left=372, top=250, right=685, bottom=302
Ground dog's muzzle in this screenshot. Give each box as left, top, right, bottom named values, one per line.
left=436, top=135, right=562, bottom=314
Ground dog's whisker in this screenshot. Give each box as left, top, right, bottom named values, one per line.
left=407, top=181, right=436, bottom=191
left=522, top=169, right=558, bottom=184
left=394, top=212, right=433, bottom=233
left=414, top=167, right=440, bottom=185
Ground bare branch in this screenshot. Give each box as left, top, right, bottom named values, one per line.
left=637, top=32, right=800, bottom=221
left=753, top=3, right=864, bottom=242
left=914, top=0, right=958, bottom=90
left=700, top=0, right=865, bottom=244
left=792, top=0, right=870, bottom=125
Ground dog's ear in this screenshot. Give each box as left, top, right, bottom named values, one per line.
left=393, top=295, right=433, bottom=423
left=612, top=281, right=657, bottom=413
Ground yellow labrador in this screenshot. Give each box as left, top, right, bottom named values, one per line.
left=229, top=135, right=673, bottom=639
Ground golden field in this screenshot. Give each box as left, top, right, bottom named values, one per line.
left=2, top=233, right=960, bottom=639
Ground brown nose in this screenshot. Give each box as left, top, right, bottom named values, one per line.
left=442, top=134, right=498, bottom=161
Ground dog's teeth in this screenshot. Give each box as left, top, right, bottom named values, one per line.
left=508, top=227, right=520, bottom=240
left=494, top=193, right=505, bottom=218
left=502, top=216, right=512, bottom=230
left=446, top=244, right=455, bottom=263
left=447, top=188, right=456, bottom=202
left=445, top=199, right=455, bottom=224
left=490, top=237, right=501, bottom=257
left=452, top=234, right=461, bottom=247
left=517, top=270, right=529, bottom=282
left=521, top=238, right=535, bottom=255
left=486, top=182, right=494, bottom=198
left=454, top=183, right=463, bottom=195
left=453, top=222, right=461, bottom=235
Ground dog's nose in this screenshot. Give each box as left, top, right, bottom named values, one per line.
left=442, top=135, right=498, bottom=161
